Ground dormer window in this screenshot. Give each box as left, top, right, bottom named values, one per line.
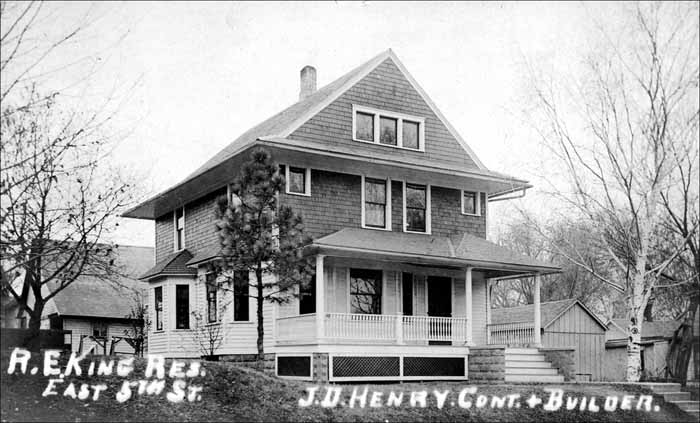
left=285, top=166, right=311, bottom=196
left=461, top=190, right=481, bottom=216
left=353, top=105, right=425, bottom=151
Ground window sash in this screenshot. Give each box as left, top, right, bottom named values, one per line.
left=234, top=271, right=249, bottom=322
left=463, top=191, right=478, bottom=215
left=288, top=167, right=306, bottom=194
left=405, top=184, right=427, bottom=232
left=175, top=285, right=189, bottom=329
left=206, top=276, right=217, bottom=323
left=355, top=112, right=375, bottom=141
left=364, top=179, right=387, bottom=228
left=349, top=269, right=382, bottom=314
left=379, top=116, right=397, bottom=146
left=402, top=120, right=420, bottom=149
left=154, top=287, right=163, bottom=331
left=353, top=106, right=423, bottom=150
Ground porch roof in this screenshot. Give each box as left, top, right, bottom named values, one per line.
left=312, top=228, right=561, bottom=275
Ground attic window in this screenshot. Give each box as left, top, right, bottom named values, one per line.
left=353, top=105, right=425, bottom=151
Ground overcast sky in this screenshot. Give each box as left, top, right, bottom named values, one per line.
left=21, top=1, right=628, bottom=247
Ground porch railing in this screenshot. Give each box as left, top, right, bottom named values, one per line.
left=486, top=321, right=535, bottom=346
left=277, top=313, right=469, bottom=344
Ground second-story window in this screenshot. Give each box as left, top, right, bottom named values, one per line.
left=462, top=190, right=481, bottom=216
left=206, top=273, right=217, bottom=323
left=175, top=284, right=190, bottom=329
left=353, top=105, right=425, bottom=151
left=405, top=183, right=430, bottom=233
left=363, top=177, right=390, bottom=230
left=285, top=166, right=310, bottom=196
left=174, top=207, right=185, bottom=250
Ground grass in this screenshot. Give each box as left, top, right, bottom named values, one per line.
left=0, top=353, right=696, bottom=422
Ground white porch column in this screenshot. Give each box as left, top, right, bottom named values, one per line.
left=465, top=267, right=473, bottom=346
left=486, top=278, right=493, bottom=345
left=533, top=273, right=542, bottom=347
left=316, top=255, right=325, bottom=342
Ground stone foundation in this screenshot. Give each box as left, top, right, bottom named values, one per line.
left=220, top=353, right=276, bottom=374
left=539, top=347, right=576, bottom=381
left=468, top=347, right=506, bottom=382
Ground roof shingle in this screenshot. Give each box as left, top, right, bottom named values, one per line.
left=139, top=249, right=197, bottom=280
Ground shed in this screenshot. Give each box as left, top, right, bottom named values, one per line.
left=492, top=299, right=608, bottom=381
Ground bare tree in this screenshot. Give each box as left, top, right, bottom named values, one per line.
left=523, top=2, right=699, bottom=381
left=123, top=291, right=149, bottom=357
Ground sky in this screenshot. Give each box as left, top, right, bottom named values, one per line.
left=5, top=1, right=630, bottom=247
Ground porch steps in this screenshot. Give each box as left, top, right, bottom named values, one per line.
left=503, top=348, right=564, bottom=383
left=645, top=383, right=700, bottom=420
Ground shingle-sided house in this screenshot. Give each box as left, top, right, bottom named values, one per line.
left=123, top=49, right=562, bottom=382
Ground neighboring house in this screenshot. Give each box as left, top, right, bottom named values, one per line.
left=604, top=319, right=682, bottom=381
left=124, top=49, right=561, bottom=382
left=491, top=299, right=608, bottom=381
left=2, top=245, right=153, bottom=355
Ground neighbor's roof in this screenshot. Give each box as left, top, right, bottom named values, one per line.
left=139, top=249, right=197, bottom=280
left=312, top=228, right=560, bottom=273
left=607, top=319, right=682, bottom=341
left=491, top=299, right=608, bottom=330
left=48, top=245, right=154, bottom=320
left=123, top=49, right=529, bottom=220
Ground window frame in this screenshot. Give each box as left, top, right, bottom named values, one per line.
left=461, top=190, right=481, bottom=216
left=352, top=105, right=425, bottom=152
left=175, top=284, right=190, bottom=330
left=92, top=321, right=108, bottom=338
left=349, top=268, right=383, bottom=315
left=205, top=273, right=218, bottom=324
left=361, top=175, right=392, bottom=231
left=173, top=206, right=185, bottom=251
left=233, top=271, right=250, bottom=322
left=285, top=165, right=311, bottom=197
left=154, top=286, right=163, bottom=331
left=402, top=181, right=431, bottom=234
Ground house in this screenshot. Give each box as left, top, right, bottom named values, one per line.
left=604, top=318, right=683, bottom=381
left=491, top=299, right=608, bottom=381
left=123, top=49, right=562, bottom=382
left=2, top=245, right=153, bottom=355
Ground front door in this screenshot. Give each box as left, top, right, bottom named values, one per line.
left=427, top=276, right=452, bottom=344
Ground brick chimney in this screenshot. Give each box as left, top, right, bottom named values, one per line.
left=299, top=65, right=317, bottom=101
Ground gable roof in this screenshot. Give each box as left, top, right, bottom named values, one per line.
left=139, top=249, right=197, bottom=280
left=124, top=49, right=529, bottom=220
left=313, top=228, right=560, bottom=273
left=48, top=245, right=154, bottom=320
left=491, top=299, right=608, bottom=330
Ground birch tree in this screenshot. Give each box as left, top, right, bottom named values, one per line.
left=524, top=2, right=699, bottom=381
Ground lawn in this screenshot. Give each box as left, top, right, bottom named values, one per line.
left=0, top=353, right=695, bottom=422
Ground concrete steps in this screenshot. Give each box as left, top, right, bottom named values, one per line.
left=503, top=348, right=564, bottom=383
left=645, top=383, right=699, bottom=420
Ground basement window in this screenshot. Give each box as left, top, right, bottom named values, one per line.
left=353, top=105, right=425, bottom=151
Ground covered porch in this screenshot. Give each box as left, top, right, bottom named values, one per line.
left=274, top=228, right=559, bottom=348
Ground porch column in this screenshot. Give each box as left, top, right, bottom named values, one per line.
left=316, top=255, right=325, bottom=342
left=533, top=273, right=542, bottom=347
left=486, top=278, right=493, bottom=345
left=465, top=267, right=473, bottom=346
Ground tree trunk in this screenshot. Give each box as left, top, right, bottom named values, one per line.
left=255, top=267, right=264, bottom=370
left=626, top=291, right=645, bottom=382
left=24, top=300, right=44, bottom=351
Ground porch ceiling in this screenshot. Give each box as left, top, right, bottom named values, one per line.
left=311, top=228, right=561, bottom=276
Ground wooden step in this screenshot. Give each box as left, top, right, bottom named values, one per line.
left=687, top=410, right=699, bottom=420
left=505, top=348, right=540, bottom=355
left=644, top=383, right=682, bottom=393
left=506, top=354, right=546, bottom=362
left=672, top=400, right=700, bottom=412
left=662, top=392, right=690, bottom=402
left=505, top=367, right=559, bottom=376
left=505, top=374, right=565, bottom=383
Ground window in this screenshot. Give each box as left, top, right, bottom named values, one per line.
left=352, top=105, right=424, bottom=151
left=206, top=273, right=218, bottom=323
left=402, top=120, right=420, bottom=149
left=234, top=271, right=249, bottom=322
left=154, top=287, right=163, bottom=331
left=363, top=178, right=389, bottom=229
left=285, top=166, right=310, bottom=196
left=355, top=111, right=375, bottom=141
left=350, top=268, right=382, bottom=314
left=174, top=207, right=185, bottom=250
left=93, top=321, right=108, bottom=338
left=405, top=183, right=429, bottom=233
left=462, top=190, right=480, bottom=216
left=175, top=285, right=190, bottom=329
left=299, top=273, right=316, bottom=315
left=402, top=273, right=413, bottom=316
left=379, top=116, right=397, bottom=146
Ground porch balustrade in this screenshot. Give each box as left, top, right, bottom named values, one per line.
left=486, top=321, right=535, bottom=346
left=275, top=313, right=469, bottom=344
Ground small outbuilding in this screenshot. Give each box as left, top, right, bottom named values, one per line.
left=491, top=299, right=608, bottom=381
